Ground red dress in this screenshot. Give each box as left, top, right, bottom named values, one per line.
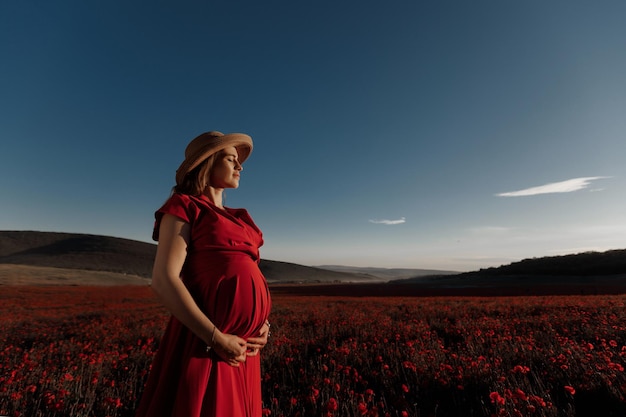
left=136, top=193, right=272, bottom=417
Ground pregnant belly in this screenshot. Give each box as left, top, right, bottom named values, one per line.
left=184, top=251, right=271, bottom=339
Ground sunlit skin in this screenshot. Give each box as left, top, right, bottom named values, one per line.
left=151, top=146, right=269, bottom=366
left=208, top=147, right=243, bottom=192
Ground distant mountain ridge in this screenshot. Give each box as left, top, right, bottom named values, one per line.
left=2, top=231, right=625, bottom=291
left=0, top=231, right=381, bottom=283
left=316, top=265, right=458, bottom=280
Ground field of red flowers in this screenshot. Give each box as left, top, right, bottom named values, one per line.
left=1, top=286, right=625, bottom=417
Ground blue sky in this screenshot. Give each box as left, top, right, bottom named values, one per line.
left=1, top=1, right=625, bottom=271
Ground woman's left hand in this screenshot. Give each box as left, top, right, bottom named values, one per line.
left=246, top=321, right=270, bottom=356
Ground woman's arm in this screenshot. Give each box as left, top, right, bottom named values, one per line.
left=151, top=214, right=247, bottom=366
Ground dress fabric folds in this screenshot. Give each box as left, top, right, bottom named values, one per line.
left=136, top=193, right=272, bottom=417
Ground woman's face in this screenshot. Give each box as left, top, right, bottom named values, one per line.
left=209, top=146, right=243, bottom=189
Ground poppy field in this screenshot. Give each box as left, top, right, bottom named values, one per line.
left=1, top=285, right=625, bottom=417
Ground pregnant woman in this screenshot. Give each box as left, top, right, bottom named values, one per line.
left=136, top=131, right=272, bottom=417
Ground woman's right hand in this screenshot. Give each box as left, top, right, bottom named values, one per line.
left=211, top=330, right=247, bottom=366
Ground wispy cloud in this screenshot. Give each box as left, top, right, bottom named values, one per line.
left=496, top=176, right=610, bottom=197
left=369, top=217, right=406, bottom=225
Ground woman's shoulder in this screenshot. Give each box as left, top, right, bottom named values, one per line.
left=162, top=192, right=206, bottom=208
left=153, top=193, right=205, bottom=241
left=156, top=193, right=204, bottom=221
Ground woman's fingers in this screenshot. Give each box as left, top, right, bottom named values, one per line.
left=212, top=332, right=248, bottom=366
left=247, top=338, right=266, bottom=348
left=212, top=329, right=272, bottom=365
left=246, top=334, right=268, bottom=348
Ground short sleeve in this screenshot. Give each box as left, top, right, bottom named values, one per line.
left=152, top=193, right=199, bottom=241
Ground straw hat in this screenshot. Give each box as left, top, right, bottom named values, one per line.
left=175, top=131, right=253, bottom=185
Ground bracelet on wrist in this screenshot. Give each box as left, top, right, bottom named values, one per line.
left=206, top=325, right=218, bottom=352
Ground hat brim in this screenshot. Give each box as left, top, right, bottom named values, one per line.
left=175, top=133, right=253, bottom=185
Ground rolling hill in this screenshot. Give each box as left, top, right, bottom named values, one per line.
left=0, top=231, right=383, bottom=285
left=0, top=231, right=156, bottom=278
left=392, top=249, right=626, bottom=284
left=459, top=249, right=626, bottom=277
left=381, top=248, right=626, bottom=296
left=1, top=231, right=625, bottom=295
